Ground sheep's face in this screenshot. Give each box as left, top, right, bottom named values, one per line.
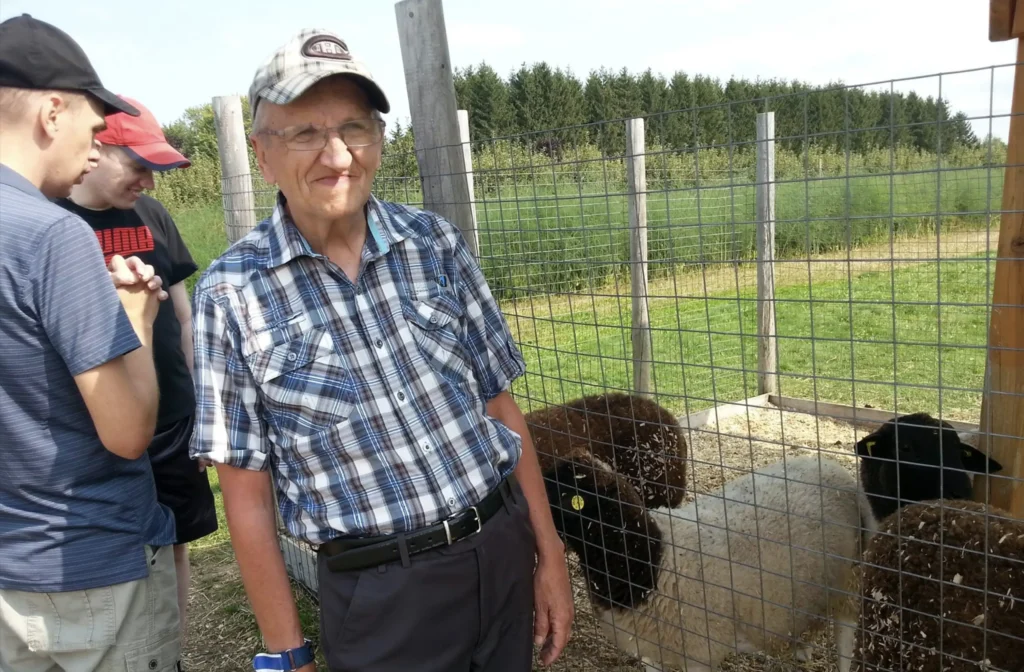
left=544, top=458, right=663, bottom=612
left=856, top=412, right=1003, bottom=520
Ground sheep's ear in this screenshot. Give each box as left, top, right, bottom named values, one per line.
left=959, top=445, right=1003, bottom=474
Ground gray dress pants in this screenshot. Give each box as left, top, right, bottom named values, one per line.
left=316, top=481, right=538, bottom=672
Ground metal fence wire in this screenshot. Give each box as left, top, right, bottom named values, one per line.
left=218, top=62, right=1024, bottom=672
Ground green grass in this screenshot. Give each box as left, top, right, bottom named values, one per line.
left=506, top=251, right=995, bottom=423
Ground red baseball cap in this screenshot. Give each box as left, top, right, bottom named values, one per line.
left=96, top=95, right=190, bottom=170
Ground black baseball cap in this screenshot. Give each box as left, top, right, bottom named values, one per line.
left=0, top=14, right=139, bottom=116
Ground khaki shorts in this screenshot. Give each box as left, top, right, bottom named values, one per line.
left=0, top=545, right=181, bottom=672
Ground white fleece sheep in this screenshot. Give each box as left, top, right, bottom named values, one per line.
left=546, top=455, right=878, bottom=672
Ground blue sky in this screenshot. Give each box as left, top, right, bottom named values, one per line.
left=2, top=0, right=1018, bottom=140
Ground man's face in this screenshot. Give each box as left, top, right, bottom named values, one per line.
left=250, top=77, right=384, bottom=226
left=80, top=146, right=155, bottom=209
left=41, top=93, right=106, bottom=199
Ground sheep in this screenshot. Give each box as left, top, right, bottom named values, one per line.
left=852, top=499, right=1024, bottom=672
left=545, top=454, right=878, bottom=672
left=528, top=392, right=688, bottom=510
left=855, top=412, right=1003, bottom=522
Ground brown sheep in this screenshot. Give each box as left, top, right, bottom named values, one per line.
left=526, top=392, right=688, bottom=509
left=852, top=499, right=1024, bottom=672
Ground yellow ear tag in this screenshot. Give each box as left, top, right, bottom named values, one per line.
left=962, top=448, right=973, bottom=458
left=865, top=440, right=875, bottom=456
left=571, top=495, right=585, bottom=511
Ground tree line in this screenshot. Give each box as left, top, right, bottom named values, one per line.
left=452, top=62, right=979, bottom=156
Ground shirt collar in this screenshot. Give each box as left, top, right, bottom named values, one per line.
left=263, top=192, right=415, bottom=270
left=0, top=164, right=47, bottom=202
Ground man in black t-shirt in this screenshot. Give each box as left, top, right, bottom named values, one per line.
left=56, top=94, right=218, bottom=645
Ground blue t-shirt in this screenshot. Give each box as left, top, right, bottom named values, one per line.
left=0, top=164, right=177, bottom=593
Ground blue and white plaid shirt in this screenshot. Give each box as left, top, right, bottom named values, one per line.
left=189, top=193, right=527, bottom=544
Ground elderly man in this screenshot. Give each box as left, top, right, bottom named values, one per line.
left=190, top=28, right=573, bottom=672
left=57, top=95, right=219, bottom=648
left=0, top=14, right=181, bottom=672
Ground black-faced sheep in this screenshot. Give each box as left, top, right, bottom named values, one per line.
left=852, top=499, right=1024, bottom=672
left=528, top=392, right=688, bottom=510
left=546, top=454, right=877, bottom=672
left=855, top=412, right=1003, bottom=522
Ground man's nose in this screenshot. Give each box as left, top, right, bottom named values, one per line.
left=139, top=169, right=155, bottom=190
left=320, top=134, right=353, bottom=170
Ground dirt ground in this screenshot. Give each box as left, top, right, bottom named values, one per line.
left=548, top=402, right=870, bottom=672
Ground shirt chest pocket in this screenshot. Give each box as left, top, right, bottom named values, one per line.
left=401, top=290, right=469, bottom=382
left=248, top=326, right=358, bottom=437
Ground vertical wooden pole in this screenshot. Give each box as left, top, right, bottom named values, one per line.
left=975, top=30, right=1024, bottom=518
left=756, top=112, right=779, bottom=397
left=627, top=118, right=652, bottom=397
left=394, top=0, right=479, bottom=257
left=457, top=109, right=480, bottom=257
left=212, top=95, right=256, bottom=244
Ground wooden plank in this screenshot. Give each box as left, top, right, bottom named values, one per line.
left=769, top=395, right=981, bottom=433
left=212, top=95, right=257, bottom=244
left=626, top=118, right=652, bottom=397
left=678, top=394, right=771, bottom=429
left=456, top=110, right=480, bottom=256
left=1014, top=0, right=1024, bottom=37
left=756, top=112, right=779, bottom=396
left=975, top=37, right=1024, bottom=519
left=394, top=0, right=478, bottom=257
left=991, top=0, right=1016, bottom=41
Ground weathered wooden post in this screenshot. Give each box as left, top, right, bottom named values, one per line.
left=457, top=109, right=480, bottom=256
left=626, top=117, right=652, bottom=397
left=394, top=0, right=479, bottom=258
left=212, top=95, right=256, bottom=244
left=975, top=0, right=1024, bottom=518
left=756, top=112, right=779, bottom=397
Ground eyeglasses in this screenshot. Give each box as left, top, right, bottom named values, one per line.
left=259, top=118, right=386, bottom=151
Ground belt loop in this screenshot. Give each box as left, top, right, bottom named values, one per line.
left=396, top=533, right=411, bottom=569
left=498, top=477, right=514, bottom=514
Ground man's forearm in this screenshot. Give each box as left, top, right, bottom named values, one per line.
left=487, top=391, right=565, bottom=559
left=218, top=464, right=307, bottom=652
left=122, top=323, right=160, bottom=422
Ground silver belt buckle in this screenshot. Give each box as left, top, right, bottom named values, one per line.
left=442, top=505, right=483, bottom=546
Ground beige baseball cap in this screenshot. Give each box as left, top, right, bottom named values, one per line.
left=248, top=28, right=390, bottom=117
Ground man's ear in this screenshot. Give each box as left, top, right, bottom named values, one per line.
left=249, top=134, right=277, bottom=186
left=36, top=91, right=68, bottom=141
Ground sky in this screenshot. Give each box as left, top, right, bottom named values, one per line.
left=2, top=0, right=1019, bottom=140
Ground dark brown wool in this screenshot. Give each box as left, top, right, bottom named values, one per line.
left=526, top=392, right=688, bottom=509
left=853, top=499, right=1024, bottom=672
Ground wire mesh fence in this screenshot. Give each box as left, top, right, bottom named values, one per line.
left=212, top=61, right=1024, bottom=671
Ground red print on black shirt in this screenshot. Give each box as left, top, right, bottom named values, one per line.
left=93, top=225, right=156, bottom=265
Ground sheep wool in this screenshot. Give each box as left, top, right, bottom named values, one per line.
left=853, top=499, right=1024, bottom=672
left=528, top=392, right=688, bottom=509
left=594, top=456, right=876, bottom=672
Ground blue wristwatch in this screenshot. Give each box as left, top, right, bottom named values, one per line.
left=252, top=639, right=316, bottom=671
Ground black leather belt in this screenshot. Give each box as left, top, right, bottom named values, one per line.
left=317, top=475, right=516, bottom=573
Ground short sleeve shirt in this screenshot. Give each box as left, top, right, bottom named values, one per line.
left=0, top=164, right=177, bottom=593
left=56, top=195, right=199, bottom=427
left=189, top=194, right=527, bottom=544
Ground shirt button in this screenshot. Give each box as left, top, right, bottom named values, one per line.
left=396, top=391, right=406, bottom=402
left=375, top=338, right=384, bottom=349
left=429, top=315, right=438, bottom=324
left=287, top=352, right=297, bottom=361
left=421, top=441, right=432, bottom=453
left=448, top=498, right=456, bottom=507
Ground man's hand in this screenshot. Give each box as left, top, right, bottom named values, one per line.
left=533, top=547, right=574, bottom=666
left=108, top=255, right=165, bottom=332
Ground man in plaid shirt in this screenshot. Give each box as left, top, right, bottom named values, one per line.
left=189, top=28, right=573, bottom=672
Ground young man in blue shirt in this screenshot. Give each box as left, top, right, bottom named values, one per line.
left=0, top=14, right=182, bottom=672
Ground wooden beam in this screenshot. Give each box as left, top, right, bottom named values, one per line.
left=975, top=37, right=1024, bottom=519
left=1014, top=0, right=1024, bottom=37
left=990, top=0, right=1017, bottom=41
left=626, top=118, right=652, bottom=397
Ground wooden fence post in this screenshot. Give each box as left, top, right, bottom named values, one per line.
left=457, top=109, right=480, bottom=257
left=394, top=0, right=479, bottom=258
left=756, top=111, right=779, bottom=397
left=212, top=95, right=256, bottom=244
left=975, top=2, right=1023, bottom=518
left=626, top=118, right=652, bottom=397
